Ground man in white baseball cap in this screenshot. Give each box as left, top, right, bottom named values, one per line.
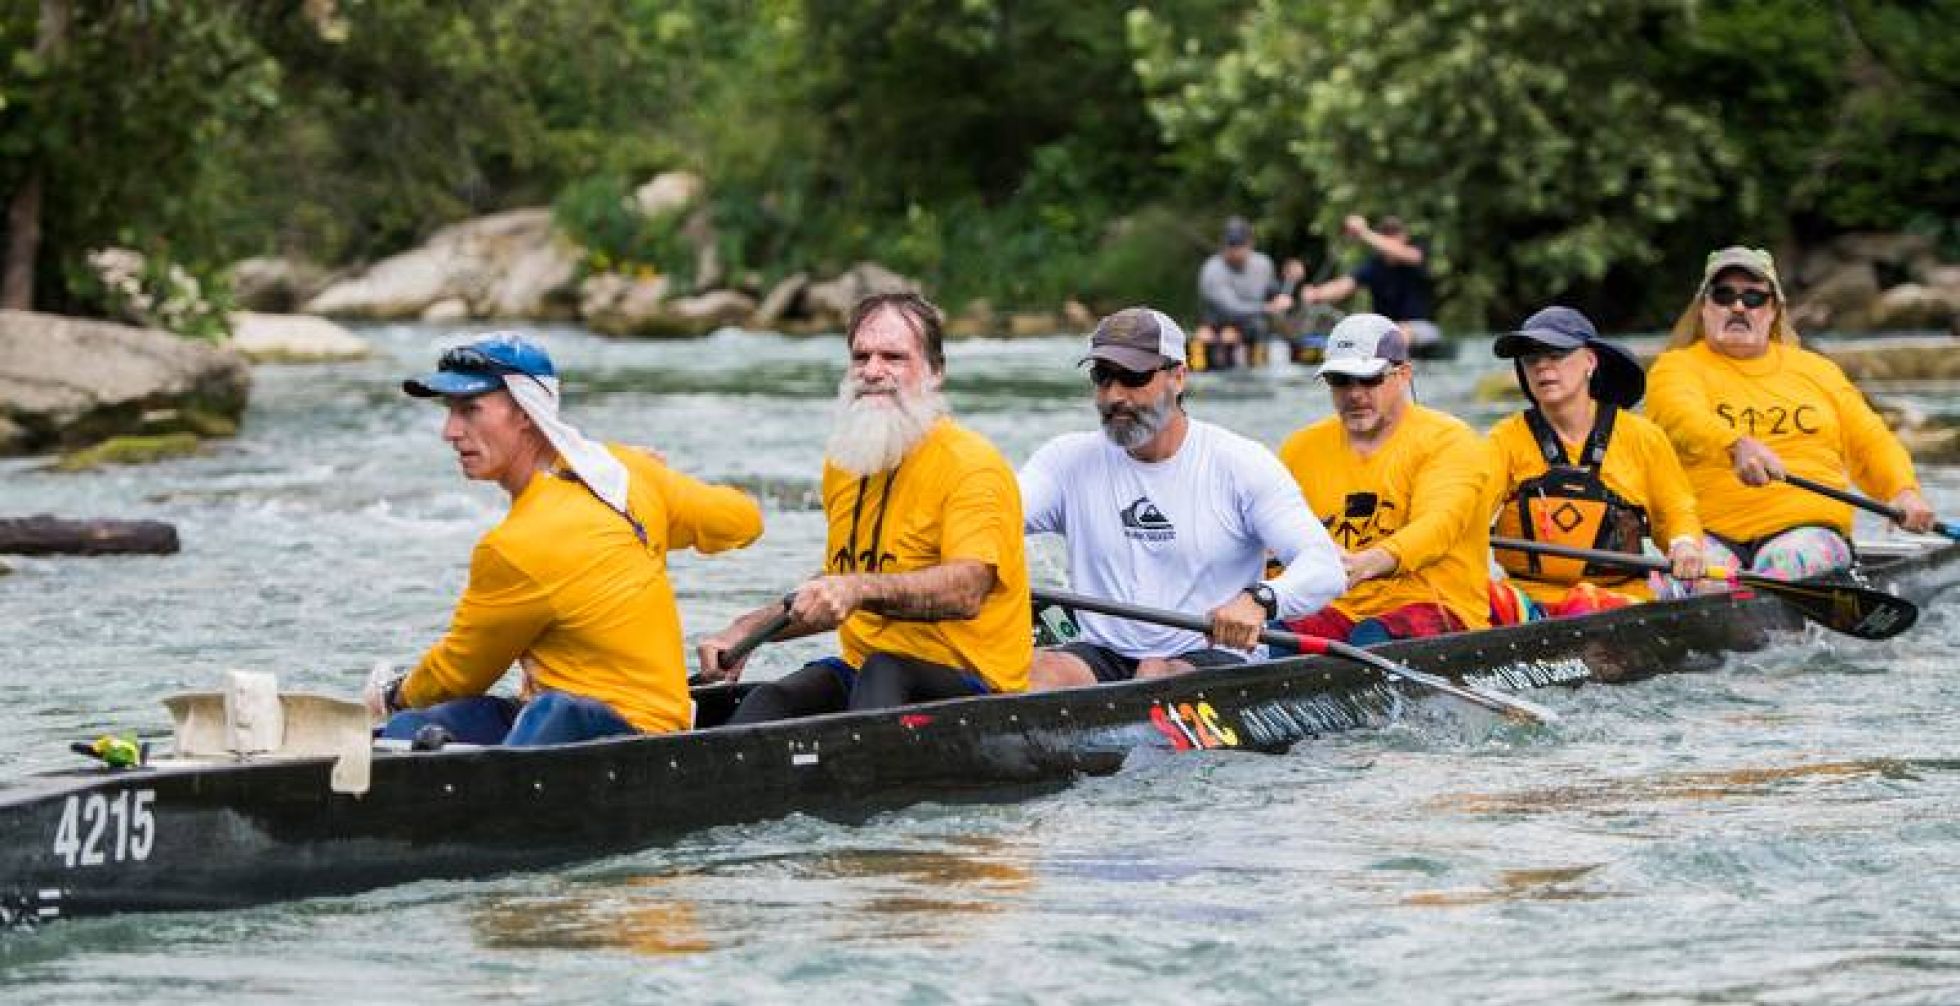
left=1276, top=314, right=1496, bottom=644
left=1019, top=307, right=1345, bottom=687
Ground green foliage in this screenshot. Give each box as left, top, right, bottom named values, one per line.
left=0, top=0, right=279, bottom=314
left=3, top=0, right=1955, bottom=332
left=1137, top=0, right=1742, bottom=328
left=552, top=175, right=696, bottom=282
left=69, top=247, right=235, bottom=342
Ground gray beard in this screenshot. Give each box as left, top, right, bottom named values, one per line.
left=824, top=376, right=948, bottom=476
left=1098, top=389, right=1176, bottom=450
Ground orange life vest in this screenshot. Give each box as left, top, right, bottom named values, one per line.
left=1494, top=406, right=1649, bottom=586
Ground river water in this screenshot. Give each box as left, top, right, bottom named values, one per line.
left=2, top=324, right=1957, bottom=1003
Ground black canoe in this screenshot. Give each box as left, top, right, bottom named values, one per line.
left=4, top=540, right=1956, bottom=927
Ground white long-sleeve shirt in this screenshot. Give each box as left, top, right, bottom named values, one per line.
left=1021, top=419, right=1345, bottom=658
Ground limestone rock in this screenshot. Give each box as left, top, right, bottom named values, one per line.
left=802, top=262, right=920, bottom=330
left=0, top=310, right=250, bottom=454
left=1866, top=284, right=1960, bottom=332
left=1790, top=261, right=1880, bottom=331
left=947, top=299, right=995, bottom=339
left=579, top=273, right=672, bottom=336
left=1007, top=312, right=1062, bottom=337
left=228, top=312, right=371, bottom=363
left=652, top=290, right=757, bottom=337
left=227, top=257, right=334, bottom=313
left=303, top=208, right=578, bottom=320
left=753, top=273, right=809, bottom=329
left=1063, top=299, right=1098, bottom=332
left=632, top=171, right=706, bottom=219
left=420, top=298, right=470, bottom=323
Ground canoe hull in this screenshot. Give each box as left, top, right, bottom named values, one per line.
left=4, top=541, right=1956, bottom=925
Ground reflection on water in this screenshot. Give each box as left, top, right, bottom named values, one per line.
left=1403, top=864, right=1611, bottom=907
left=469, top=842, right=1033, bottom=956
left=473, top=876, right=713, bottom=956
left=1436, top=758, right=1921, bottom=815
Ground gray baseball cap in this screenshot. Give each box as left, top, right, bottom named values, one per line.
left=1082, top=307, right=1188, bottom=372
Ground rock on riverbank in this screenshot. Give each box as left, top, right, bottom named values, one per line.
left=0, top=310, right=249, bottom=455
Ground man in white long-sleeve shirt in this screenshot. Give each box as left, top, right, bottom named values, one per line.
left=1021, top=307, right=1347, bottom=689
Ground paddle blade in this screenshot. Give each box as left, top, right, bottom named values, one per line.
left=1744, top=576, right=1918, bottom=640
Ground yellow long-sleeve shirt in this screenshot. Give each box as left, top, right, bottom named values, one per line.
left=1486, top=408, right=1701, bottom=604
left=823, top=419, right=1031, bottom=693
left=403, top=445, right=763, bottom=733
left=1278, top=405, right=1493, bottom=629
left=1646, top=340, right=1918, bottom=542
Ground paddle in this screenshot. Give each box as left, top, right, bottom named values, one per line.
left=1779, top=473, right=1960, bottom=541
left=690, top=596, right=795, bottom=687
left=1489, top=536, right=1918, bottom=641
left=1031, top=586, right=1558, bottom=725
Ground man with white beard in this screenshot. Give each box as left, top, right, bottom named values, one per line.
left=696, top=293, right=1031, bottom=721
left=1019, top=307, right=1346, bottom=689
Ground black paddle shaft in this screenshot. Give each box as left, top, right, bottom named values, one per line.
left=1489, top=537, right=1918, bottom=641
left=1781, top=474, right=1960, bottom=541
left=1031, top=587, right=1557, bottom=723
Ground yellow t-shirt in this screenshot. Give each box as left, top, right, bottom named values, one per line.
left=1646, top=340, right=1918, bottom=542
left=823, top=419, right=1031, bottom=693
left=1486, top=408, right=1701, bottom=604
left=404, top=445, right=763, bottom=734
left=1277, top=405, right=1493, bottom=630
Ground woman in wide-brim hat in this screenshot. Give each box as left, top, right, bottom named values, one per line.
left=1486, top=305, right=1705, bottom=619
left=1646, top=246, right=1935, bottom=580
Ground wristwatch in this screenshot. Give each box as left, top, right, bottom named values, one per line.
left=1244, top=582, right=1278, bottom=620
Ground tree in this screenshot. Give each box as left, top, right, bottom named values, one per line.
left=0, top=0, right=277, bottom=313
left=1134, top=0, right=1741, bottom=327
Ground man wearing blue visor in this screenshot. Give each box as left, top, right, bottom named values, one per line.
left=370, top=333, right=763, bottom=744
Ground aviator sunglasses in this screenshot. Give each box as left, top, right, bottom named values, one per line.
left=1089, top=362, right=1176, bottom=389
left=1708, top=285, right=1773, bottom=310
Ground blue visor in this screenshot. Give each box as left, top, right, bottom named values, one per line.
left=402, top=369, right=505, bottom=398
left=402, top=334, right=556, bottom=399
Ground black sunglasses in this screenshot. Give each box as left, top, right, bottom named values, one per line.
left=1323, top=367, right=1398, bottom=389
left=1708, top=285, right=1773, bottom=310
left=1089, top=362, right=1175, bottom=389
left=439, top=346, right=521, bottom=375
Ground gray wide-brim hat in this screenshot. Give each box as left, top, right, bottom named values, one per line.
left=1494, top=305, right=1645, bottom=409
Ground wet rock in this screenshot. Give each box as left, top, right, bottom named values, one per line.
left=1818, top=336, right=1960, bottom=382
left=228, top=312, right=371, bottom=363
left=1007, top=312, right=1062, bottom=337
left=1790, top=261, right=1880, bottom=331
left=1866, top=284, right=1959, bottom=332
left=579, top=273, right=672, bottom=336
left=54, top=432, right=202, bottom=471
left=304, top=208, right=579, bottom=320
left=648, top=290, right=757, bottom=337
left=753, top=273, right=808, bottom=329
left=802, top=262, right=920, bottom=330
left=0, top=310, right=249, bottom=455
left=227, top=257, right=334, bottom=313
left=420, top=298, right=470, bottom=323
left=947, top=299, right=995, bottom=339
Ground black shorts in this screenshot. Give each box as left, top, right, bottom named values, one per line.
left=1052, top=641, right=1248, bottom=683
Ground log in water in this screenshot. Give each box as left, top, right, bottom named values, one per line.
left=0, top=514, right=179, bottom=555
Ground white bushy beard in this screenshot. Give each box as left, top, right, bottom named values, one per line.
left=824, top=374, right=948, bottom=476
left=1099, top=385, right=1177, bottom=450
